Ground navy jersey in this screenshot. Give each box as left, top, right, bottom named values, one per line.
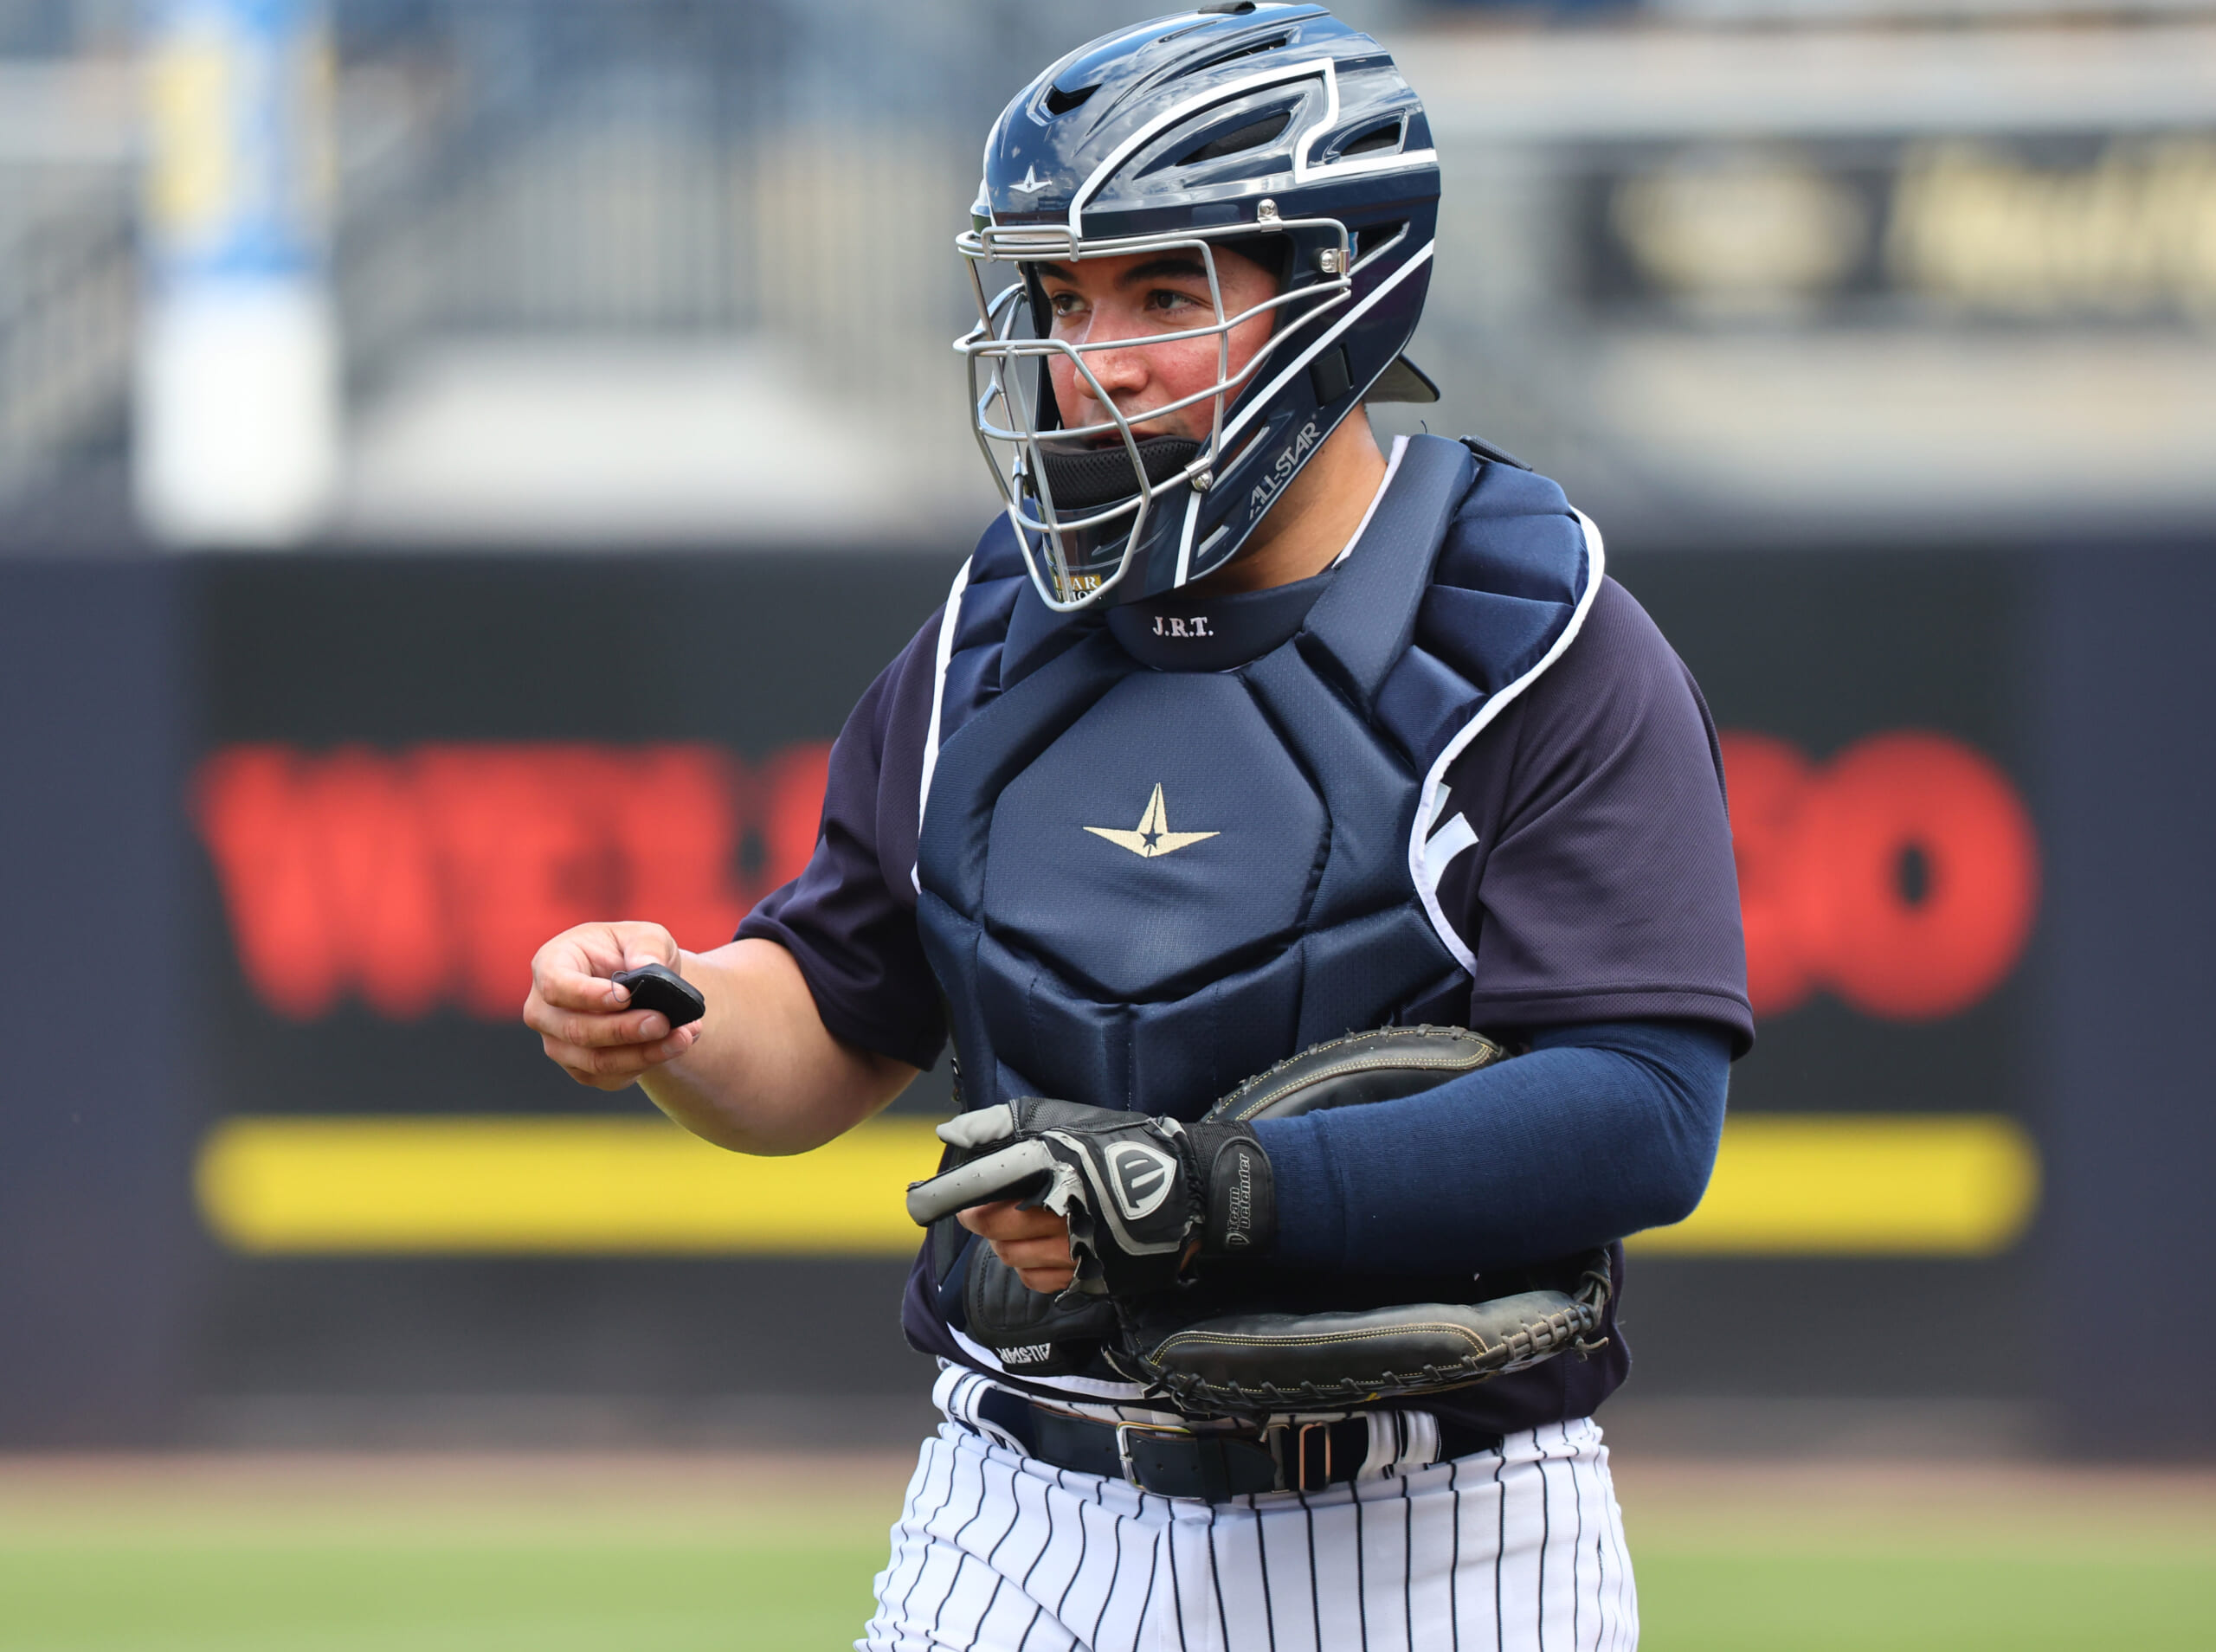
left=741, top=446, right=1749, bottom=1427
left=741, top=563, right=1751, bottom=1069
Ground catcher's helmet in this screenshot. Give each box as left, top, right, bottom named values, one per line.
left=957, top=3, right=1440, bottom=612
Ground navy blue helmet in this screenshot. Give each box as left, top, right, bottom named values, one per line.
left=957, top=3, right=1440, bottom=611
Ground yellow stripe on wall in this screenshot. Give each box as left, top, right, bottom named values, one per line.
left=1627, top=1114, right=2039, bottom=1257
left=197, top=1115, right=946, bottom=1255
left=197, top=1111, right=2040, bottom=1258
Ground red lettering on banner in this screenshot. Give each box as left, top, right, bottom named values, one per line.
left=760, top=742, right=833, bottom=891
left=198, top=730, right=2034, bottom=1027
left=193, top=741, right=831, bottom=1022
left=194, top=746, right=448, bottom=1019
left=195, top=746, right=341, bottom=1020
left=605, top=745, right=752, bottom=973
left=414, top=746, right=622, bottom=1019
left=1717, top=733, right=1820, bottom=1016
left=1720, top=730, right=2039, bottom=1021
left=305, top=748, right=448, bottom=1018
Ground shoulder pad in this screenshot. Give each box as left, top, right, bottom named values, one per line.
left=1458, top=434, right=1532, bottom=472
left=1369, top=459, right=1592, bottom=771
left=968, top=513, right=1032, bottom=585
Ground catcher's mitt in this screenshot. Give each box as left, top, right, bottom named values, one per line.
left=914, top=1025, right=1614, bottom=1418
left=1106, top=1026, right=1613, bottom=1417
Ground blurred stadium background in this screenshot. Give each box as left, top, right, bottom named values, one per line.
left=1, top=0, right=2211, bottom=1646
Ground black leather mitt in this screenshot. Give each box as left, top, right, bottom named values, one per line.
left=1110, top=1026, right=1614, bottom=1417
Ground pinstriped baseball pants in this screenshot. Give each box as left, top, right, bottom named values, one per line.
left=858, top=1404, right=1637, bottom=1651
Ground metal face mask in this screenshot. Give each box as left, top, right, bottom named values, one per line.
left=954, top=4, right=1442, bottom=614
left=961, top=214, right=1350, bottom=610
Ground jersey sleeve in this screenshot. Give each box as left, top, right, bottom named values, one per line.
left=1435, top=577, right=1755, bottom=1054
left=735, top=609, right=949, bottom=1071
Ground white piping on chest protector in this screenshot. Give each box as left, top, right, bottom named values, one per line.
left=1408, top=508, right=1607, bottom=975
left=914, top=555, right=975, bottom=892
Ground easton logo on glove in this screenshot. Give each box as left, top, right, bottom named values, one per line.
left=906, top=1098, right=1276, bottom=1298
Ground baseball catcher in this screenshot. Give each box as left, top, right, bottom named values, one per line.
left=526, top=6, right=1751, bottom=1646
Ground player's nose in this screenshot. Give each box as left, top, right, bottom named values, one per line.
left=1076, top=337, right=1150, bottom=405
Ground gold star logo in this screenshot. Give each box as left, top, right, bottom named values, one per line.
left=1082, top=784, right=1220, bottom=858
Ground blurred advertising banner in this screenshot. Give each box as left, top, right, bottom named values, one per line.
left=193, top=741, right=830, bottom=1022
left=1411, top=23, right=2216, bottom=536
left=190, top=730, right=2037, bottom=1036
left=1583, top=137, right=2216, bottom=327
left=169, top=547, right=2049, bottom=1416
left=3, top=539, right=2208, bottom=1450
left=177, top=551, right=962, bottom=1414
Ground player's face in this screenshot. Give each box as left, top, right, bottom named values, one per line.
left=1036, top=247, right=1277, bottom=445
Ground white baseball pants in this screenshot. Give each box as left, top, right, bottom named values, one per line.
left=858, top=1375, right=1637, bottom=1652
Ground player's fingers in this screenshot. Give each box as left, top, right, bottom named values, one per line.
left=529, top=922, right=678, bottom=1014
left=542, top=1033, right=646, bottom=1081
left=555, top=1062, right=639, bottom=1094
left=988, top=1233, right=1074, bottom=1273
left=620, top=937, right=683, bottom=973
left=539, top=1024, right=698, bottom=1083
left=1014, top=1263, right=1075, bottom=1293
left=957, top=1199, right=1068, bottom=1244
left=973, top=1200, right=1069, bottom=1240
left=909, top=1144, right=1058, bottom=1225
left=525, top=994, right=673, bottom=1049
left=531, top=957, right=633, bottom=1015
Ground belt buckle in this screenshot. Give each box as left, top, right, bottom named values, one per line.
left=1294, top=1420, right=1334, bottom=1492
left=1114, top=1421, right=1194, bottom=1489
left=1261, top=1419, right=1336, bottom=1493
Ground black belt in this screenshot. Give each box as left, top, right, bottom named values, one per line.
left=968, top=1385, right=1501, bottom=1503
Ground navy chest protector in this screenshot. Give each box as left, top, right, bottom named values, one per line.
left=910, top=435, right=1616, bottom=1414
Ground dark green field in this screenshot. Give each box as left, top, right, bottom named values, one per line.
left=2, top=1455, right=2208, bottom=1649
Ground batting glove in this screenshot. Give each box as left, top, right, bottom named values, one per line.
left=905, top=1100, right=1276, bottom=1298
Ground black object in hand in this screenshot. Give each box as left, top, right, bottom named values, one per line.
left=611, top=963, right=706, bottom=1029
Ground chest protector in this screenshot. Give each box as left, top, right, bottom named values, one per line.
left=911, top=435, right=1615, bottom=1417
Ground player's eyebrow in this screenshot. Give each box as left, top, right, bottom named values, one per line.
left=1035, top=256, right=1213, bottom=289
left=1119, top=255, right=1212, bottom=286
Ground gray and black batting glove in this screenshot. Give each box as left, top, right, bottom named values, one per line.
left=905, top=1099, right=1275, bottom=1299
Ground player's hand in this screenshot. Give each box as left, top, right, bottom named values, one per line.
left=909, top=1100, right=1270, bottom=1298
left=524, top=921, right=705, bottom=1090
left=959, top=1200, right=1076, bottom=1295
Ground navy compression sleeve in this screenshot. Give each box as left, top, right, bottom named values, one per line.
left=1252, top=1019, right=1731, bottom=1275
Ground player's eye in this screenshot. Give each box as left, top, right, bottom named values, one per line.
left=1147, top=287, right=1208, bottom=319
left=1047, top=290, right=1085, bottom=318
